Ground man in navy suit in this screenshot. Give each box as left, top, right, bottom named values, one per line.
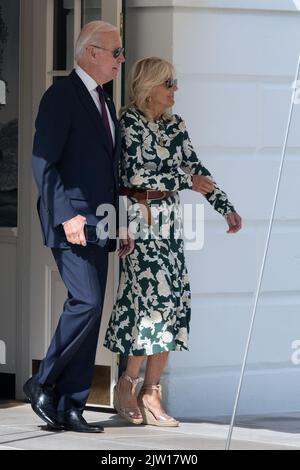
left=24, top=21, right=132, bottom=433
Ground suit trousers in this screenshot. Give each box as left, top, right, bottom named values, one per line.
left=37, top=243, right=109, bottom=412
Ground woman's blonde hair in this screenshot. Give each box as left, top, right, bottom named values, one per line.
left=123, top=57, right=175, bottom=121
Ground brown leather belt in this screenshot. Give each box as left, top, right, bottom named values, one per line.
left=120, top=188, right=177, bottom=225
left=120, top=187, right=177, bottom=201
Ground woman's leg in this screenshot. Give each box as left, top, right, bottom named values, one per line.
left=125, top=355, right=145, bottom=379
left=119, top=352, right=168, bottom=413
left=115, top=355, right=145, bottom=422
left=141, top=352, right=169, bottom=416
left=144, top=351, right=169, bottom=385
left=139, top=352, right=178, bottom=425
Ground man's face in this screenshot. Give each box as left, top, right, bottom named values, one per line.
left=89, top=31, right=125, bottom=84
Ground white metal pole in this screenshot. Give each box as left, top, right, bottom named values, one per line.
left=225, top=52, right=300, bottom=451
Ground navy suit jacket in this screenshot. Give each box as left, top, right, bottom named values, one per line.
left=32, top=70, right=121, bottom=250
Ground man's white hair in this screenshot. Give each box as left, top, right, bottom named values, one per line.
left=75, top=21, right=118, bottom=62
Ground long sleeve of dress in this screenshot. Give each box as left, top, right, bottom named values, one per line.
left=178, top=117, right=235, bottom=216
left=120, top=110, right=193, bottom=191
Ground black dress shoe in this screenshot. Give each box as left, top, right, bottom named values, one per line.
left=23, top=375, right=63, bottom=429
left=58, top=408, right=104, bottom=433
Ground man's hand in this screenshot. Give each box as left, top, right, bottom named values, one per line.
left=192, top=175, right=215, bottom=194
left=118, top=227, right=135, bottom=257
left=225, top=212, right=242, bottom=234
left=63, top=215, right=87, bottom=246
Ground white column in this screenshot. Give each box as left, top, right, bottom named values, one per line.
left=126, top=0, right=174, bottom=73
left=126, top=0, right=300, bottom=418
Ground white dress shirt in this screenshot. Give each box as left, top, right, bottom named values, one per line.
left=75, top=65, right=115, bottom=146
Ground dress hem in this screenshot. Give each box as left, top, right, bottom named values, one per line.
left=103, top=343, right=189, bottom=356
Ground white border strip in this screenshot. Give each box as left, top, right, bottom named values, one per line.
left=127, top=0, right=300, bottom=12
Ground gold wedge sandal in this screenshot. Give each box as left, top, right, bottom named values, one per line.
left=113, top=373, right=144, bottom=425
left=138, top=384, right=179, bottom=427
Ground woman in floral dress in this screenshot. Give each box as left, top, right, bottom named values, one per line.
left=104, top=57, right=242, bottom=427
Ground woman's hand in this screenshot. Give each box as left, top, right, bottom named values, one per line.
left=192, top=175, right=215, bottom=194
left=118, top=227, right=135, bottom=257
left=225, top=212, right=242, bottom=234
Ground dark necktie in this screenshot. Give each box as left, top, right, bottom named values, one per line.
left=96, top=85, right=113, bottom=151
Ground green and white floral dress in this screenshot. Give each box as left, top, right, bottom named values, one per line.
left=104, top=106, right=235, bottom=356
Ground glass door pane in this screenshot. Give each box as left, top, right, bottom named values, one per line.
left=0, top=0, right=19, bottom=227
left=53, top=0, right=75, bottom=71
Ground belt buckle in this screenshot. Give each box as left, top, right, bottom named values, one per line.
left=146, top=189, right=166, bottom=201
left=146, top=189, right=156, bottom=202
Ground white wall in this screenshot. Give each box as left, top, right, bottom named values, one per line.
left=126, top=0, right=300, bottom=417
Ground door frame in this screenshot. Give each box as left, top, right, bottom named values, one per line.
left=16, top=0, right=36, bottom=399
left=16, top=0, right=123, bottom=403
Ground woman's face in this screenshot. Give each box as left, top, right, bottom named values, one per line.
left=149, top=78, right=178, bottom=113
